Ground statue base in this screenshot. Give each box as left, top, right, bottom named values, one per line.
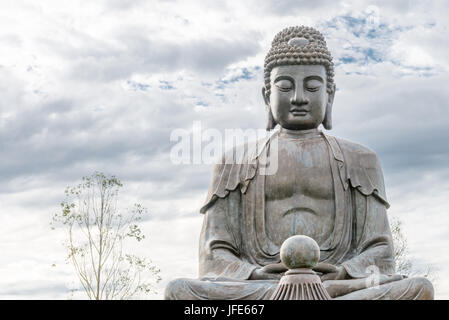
left=270, top=268, right=331, bottom=300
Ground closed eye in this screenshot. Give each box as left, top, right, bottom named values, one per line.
left=305, top=79, right=322, bottom=92
left=275, top=79, right=293, bottom=92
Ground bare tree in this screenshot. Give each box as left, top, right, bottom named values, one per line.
left=51, top=172, right=161, bottom=300
left=390, top=217, right=435, bottom=281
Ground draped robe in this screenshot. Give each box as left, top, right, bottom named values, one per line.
left=165, top=130, right=434, bottom=300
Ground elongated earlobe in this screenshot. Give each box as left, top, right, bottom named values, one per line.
left=262, top=87, right=276, bottom=131
left=323, top=84, right=335, bottom=130
left=323, top=103, right=332, bottom=130
left=266, top=108, right=276, bottom=131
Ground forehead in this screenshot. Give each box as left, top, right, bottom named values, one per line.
left=270, top=65, right=326, bottom=79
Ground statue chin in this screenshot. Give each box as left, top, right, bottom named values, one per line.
left=277, top=123, right=321, bottom=131
left=273, top=114, right=318, bottom=129
left=164, top=25, right=435, bottom=300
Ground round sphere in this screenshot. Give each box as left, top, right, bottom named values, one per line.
left=280, top=235, right=320, bottom=269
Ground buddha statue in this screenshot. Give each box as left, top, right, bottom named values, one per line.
left=165, top=26, right=434, bottom=300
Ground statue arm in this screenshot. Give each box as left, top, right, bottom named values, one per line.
left=199, top=196, right=258, bottom=280
left=341, top=191, right=395, bottom=278
left=335, top=141, right=394, bottom=278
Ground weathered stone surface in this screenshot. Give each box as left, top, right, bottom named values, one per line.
left=271, top=235, right=331, bottom=300
left=164, top=26, right=434, bottom=300
left=280, top=235, right=320, bottom=269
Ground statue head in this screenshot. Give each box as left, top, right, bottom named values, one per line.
left=262, top=26, right=335, bottom=131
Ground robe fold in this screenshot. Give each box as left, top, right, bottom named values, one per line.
left=199, top=131, right=394, bottom=280
left=165, top=130, right=433, bottom=300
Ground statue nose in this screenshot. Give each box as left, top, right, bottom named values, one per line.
left=291, top=89, right=309, bottom=105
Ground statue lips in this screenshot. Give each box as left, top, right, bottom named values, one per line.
left=290, top=107, right=309, bottom=116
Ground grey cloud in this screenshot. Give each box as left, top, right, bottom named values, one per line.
left=0, top=86, right=218, bottom=205
left=0, top=282, right=70, bottom=297
left=332, top=73, right=449, bottom=179
left=251, top=0, right=339, bottom=16
left=0, top=34, right=22, bottom=47
left=105, top=0, right=147, bottom=11
left=40, top=31, right=262, bottom=82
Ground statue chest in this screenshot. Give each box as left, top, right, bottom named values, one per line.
left=264, top=136, right=335, bottom=246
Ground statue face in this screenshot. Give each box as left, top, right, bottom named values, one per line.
left=265, top=65, right=331, bottom=130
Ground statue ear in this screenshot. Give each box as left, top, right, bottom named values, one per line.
left=262, top=87, right=270, bottom=105
left=262, top=87, right=276, bottom=131
left=323, top=84, right=335, bottom=130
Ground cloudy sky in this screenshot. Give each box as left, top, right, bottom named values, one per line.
left=1, top=0, right=448, bottom=299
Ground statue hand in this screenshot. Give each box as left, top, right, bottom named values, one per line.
left=262, top=262, right=288, bottom=274
left=313, top=263, right=347, bottom=281
left=249, top=267, right=284, bottom=280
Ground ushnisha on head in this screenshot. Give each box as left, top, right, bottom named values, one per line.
left=262, top=26, right=336, bottom=131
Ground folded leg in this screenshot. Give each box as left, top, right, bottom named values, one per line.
left=334, top=277, right=433, bottom=300
left=164, top=278, right=278, bottom=300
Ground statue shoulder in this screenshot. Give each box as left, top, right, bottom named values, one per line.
left=328, top=135, right=389, bottom=208
left=200, top=137, right=268, bottom=214
left=218, top=138, right=262, bottom=164
left=331, top=136, right=381, bottom=169
left=333, top=136, right=377, bottom=157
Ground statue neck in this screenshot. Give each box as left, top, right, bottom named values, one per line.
left=279, top=127, right=322, bottom=139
